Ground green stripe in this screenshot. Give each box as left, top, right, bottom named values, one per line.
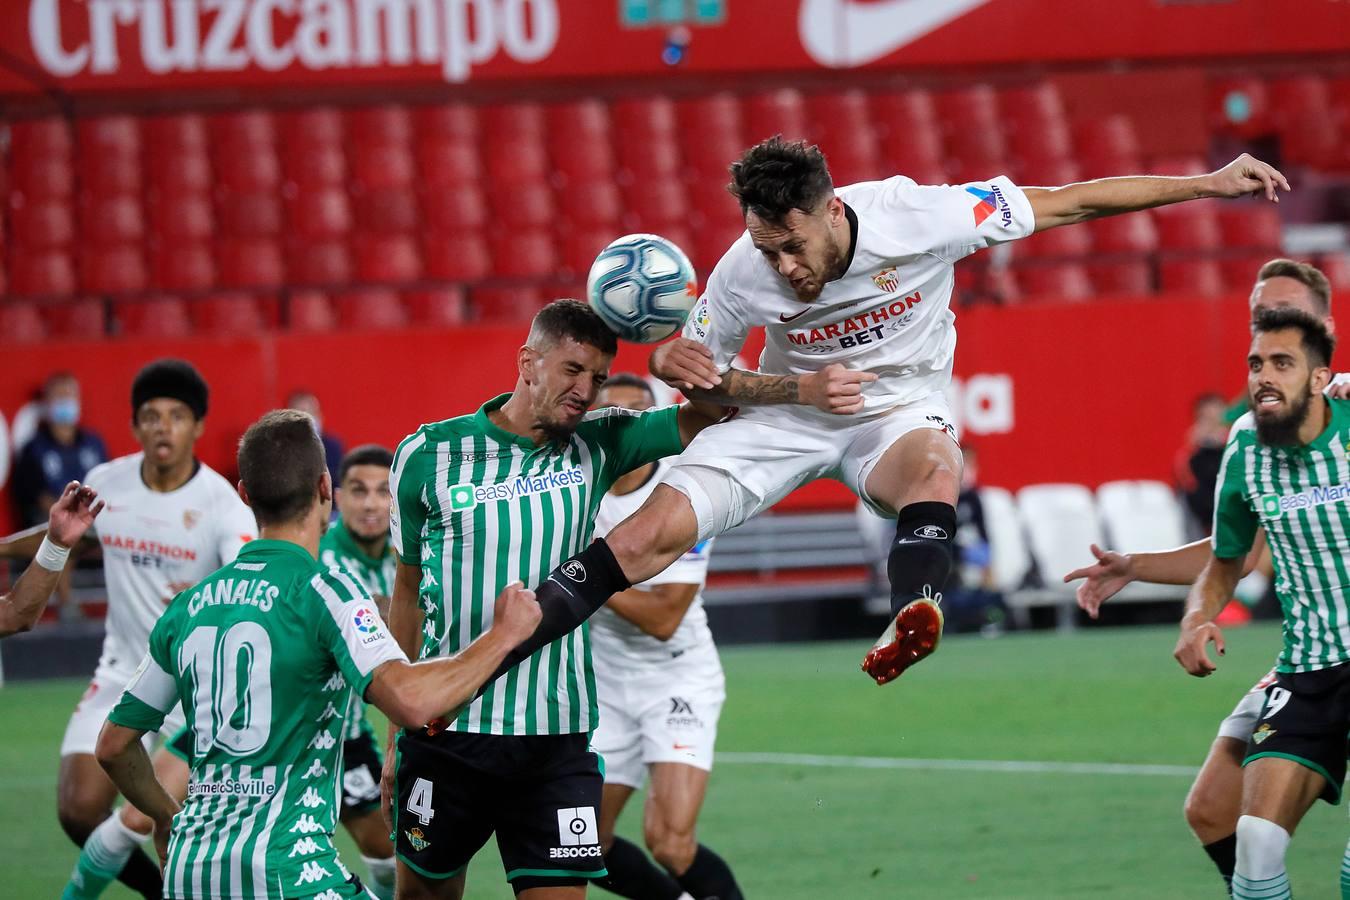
left=1311, top=447, right=1350, bottom=663
left=504, top=866, right=608, bottom=881
left=396, top=852, right=467, bottom=880
left=1243, top=751, right=1340, bottom=803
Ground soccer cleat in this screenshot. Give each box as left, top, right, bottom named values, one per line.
left=861, top=585, right=944, bottom=685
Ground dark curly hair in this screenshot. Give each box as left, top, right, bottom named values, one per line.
left=727, top=136, right=835, bottom=223
left=527, top=298, right=618, bottom=355
left=1253, top=306, right=1336, bottom=369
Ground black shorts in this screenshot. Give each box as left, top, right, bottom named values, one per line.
left=1244, top=663, right=1350, bottom=804
left=393, top=729, right=607, bottom=890
left=340, top=730, right=385, bottom=816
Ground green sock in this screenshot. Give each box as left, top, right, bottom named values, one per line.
left=62, top=814, right=145, bottom=900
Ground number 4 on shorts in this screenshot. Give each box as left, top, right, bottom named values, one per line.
left=407, top=777, right=435, bottom=825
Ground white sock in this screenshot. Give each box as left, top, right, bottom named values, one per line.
left=1234, top=815, right=1292, bottom=900
left=361, top=854, right=396, bottom=900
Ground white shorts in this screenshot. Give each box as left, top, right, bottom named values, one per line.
left=60, top=662, right=185, bottom=757
left=1216, top=669, right=1279, bottom=742
left=592, top=644, right=726, bottom=788
left=663, top=394, right=958, bottom=540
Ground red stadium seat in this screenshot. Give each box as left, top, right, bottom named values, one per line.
left=551, top=141, right=616, bottom=184
left=935, top=85, right=1000, bottom=133
left=1319, top=253, right=1350, bottom=293
left=421, top=186, right=488, bottom=232
left=1269, top=76, right=1330, bottom=129
left=12, top=156, right=75, bottom=199
left=280, top=107, right=344, bottom=150
left=882, top=131, right=946, bottom=181
left=10, top=118, right=73, bottom=164
left=334, top=288, right=409, bottom=329
left=289, top=188, right=353, bottom=238
left=483, top=140, right=549, bottom=185
left=82, top=196, right=145, bottom=244
left=348, top=105, right=413, bottom=146
left=351, top=144, right=415, bottom=190
left=0, top=303, right=46, bottom=342
left=149, top=152, right=212, bottom=195
left=9, top=250, right=77, bottom=297
left=413, top=103, right=477, bottom=141
left=1209, top=76, right=1271, bottom=139
left=354, top=234, right=422, bottom=282
left=1153, top=203, right=1222, bottom=252
left=685, top=177, right=741, bottom=225
left=77, top=115, right=140, bottom=158
left=870, top=89, right=939, bottom=137
left=416, top=139, right=481, bottom=186
left=624, top=180, right=688, bottom=229
left=287, top=241, right=351, bottom=285
left=1217, top=206, right=1283, bottom=251
left=218, top=238, right=286, bottom=288
left=115, top=298, right=192, bottom=338
left=214, top=151, right=282, bottom=191
left=999, top=83, right=1067, bottom=128
left=1017, top=159, right=1082, bottom=188
left=482, top=103, right=546, bottom=143
left=611, top=96, right=677, bottom=138
left=558, top=181, right=622, bottom=227
left=1007, top=119, right=1073, bottom=168
left=678, top=94, right=742, bottom=147
left=1088, top=260, right=1153, bottom=295
left=192, top=293, right=265, bottom=335
left=45, top=298, right=107, bottom=340
left=1221, top=254, right=1276, bottom=293
left=1159, top=259, right=1225, bottom=296
left=211, top=110, right=277, bottom=149
left=283, top=145, right=346, bottom=187
left=152, top=240, right=216, bottom=292
left=287, top=290, right=337, bottom=332
left=690, top=222, right=745, bottom=275
left=743, top=89, right=806, bottom=142
left=1148, top=155, right=1208, bottom=178
left=614, top=135, right=681, bottom=179
left=1090, top=213, right=1158, bottom=255
left=404, top=287, right=468, bottom=327
left=472, top=286, right=546, bottom=324
left=11, top=200, right=76, bottom=248
left=561, top=228, right=621, bottom=276
left=820, top=139, right=882, bottom=186
left=422, top=231, right=491, bottom=282
left=1013, top=224, right=1091, bottom=261
left=144, top=114, right=208, bottom=152
left=490, top=228, right=557, bottom=279
left=355, top=188, right=419, bottom=234
left=82, top=244, right=147, bottom=294
left=1017, top=263, right=1093, bottom=301
left=216, top=192, right=282, bottom=237
left=81, top=155, right=143, bottom=196
left=1074, top=116, right=1142, bottom=173
left=548, top=99, right=611, bottom=143
left=682, top=132, right=747, bottom=178
left=805, top=90, right=873, bottom=142
left=493, top=182, right=555, bottom=228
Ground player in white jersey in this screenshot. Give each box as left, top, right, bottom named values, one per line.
left=522, top=136, right=1290, bottom=690
left=0, top=360, right=258, bottom=899
left=587, top=374, right=741, bottom=900
left=1064, top=259, right=1337, bottom=894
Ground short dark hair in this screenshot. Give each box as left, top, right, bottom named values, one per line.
left=727, top=135, right=835, bottom=223
left=237, top=410, right=327, bottom=527
left=1253, top=306, right=1336, bottom=369
left=527, top=299, right=618, bottom=355
left=131, top=359, right=208, bottom=422
left=1257, top=258, right=1332, bottom=316
left=338, top=444, right=393, bottom=484
left=597, top=372, right=654, bottom=402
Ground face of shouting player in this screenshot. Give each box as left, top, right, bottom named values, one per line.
left=522, top=336, right=613, bottom=441
left=338, top=464, right=392, bottom=545
left=747, top=196, right=851, bottom=303
left=133, top=398, right=203, bottom=472
left=1247, top=328, right=1330, bottom=446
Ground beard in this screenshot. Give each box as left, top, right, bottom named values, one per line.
left=1253, top=388, right=1313, bottom=446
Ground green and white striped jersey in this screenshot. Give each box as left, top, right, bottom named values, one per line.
left=318, top=519, right=396, bottom=743
left=389, top=393, right=683, bottom=736
left=109, top=539, right=407, bottom=899
left=1214, top=398, right=1350, bottom=673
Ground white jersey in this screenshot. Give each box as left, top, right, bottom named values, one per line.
left=684, top=175, right=1035, bottom=417
left=591, top=459, right=714, bottom=665
left=83, top=453, right=258, bottom=673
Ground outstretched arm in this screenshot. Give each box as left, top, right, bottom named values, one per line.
left=0, top=482, right=104, bottom=637
left=1024, top=153, right=1289, bottom=232
left=1174, top=554, right=1246, bottom=677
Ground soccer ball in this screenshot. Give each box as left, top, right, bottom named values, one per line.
left=586, top=233, right=698, bottom=343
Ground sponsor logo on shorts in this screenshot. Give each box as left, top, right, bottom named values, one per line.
left=667, top=697, right=705, bottom=730
left=449, top=466, right=586, bottom=512
left=1259, top=483, right=1350, bottom=521
left=562, top=560, right=587, bottom=582
left=405, top=828, right=430, bottom=852
left=1251, top=723, right=1276, bottom=745
left=914, top=525, right=948, bottom=540
left=552, top=806, right=599, bottom=858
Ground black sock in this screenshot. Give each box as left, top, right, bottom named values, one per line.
left=1202, top=833, right=1237, bottom=893
left=673, top=844, right=742, bottom=900
left=118, top=847, right=164, bottom=898
left=887, top=502, right=957, bottom=617
left=595, top=836, right=684, bottom=900
left=479, top=539, right=632, bottom=690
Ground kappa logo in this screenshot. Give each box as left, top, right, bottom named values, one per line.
left=914, top=525, right=949, bottom=540
left=552, top=807, right=600, bottom=857
left=872, top=267, right=900, bottom=293
left=562, top=560, right=587, bottom=582
left=406, top=827, right=431, bottom=852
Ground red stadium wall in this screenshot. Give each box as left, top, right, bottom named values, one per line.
left=0, top=292, right=1253, bottom=532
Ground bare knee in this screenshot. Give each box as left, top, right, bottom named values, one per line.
left=1184, top=785, right=1229, bottom=838
left=57, top=786, right=112, bottom=844
left=645, top=820, right=696, bottom=876
left=119, top=803, right=154, bottom=837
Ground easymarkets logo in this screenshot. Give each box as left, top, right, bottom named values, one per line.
left=1260, top=483, right=1350, bottom=520
left=449, top=466, right=586, bottom=511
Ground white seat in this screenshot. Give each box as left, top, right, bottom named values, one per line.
left=979, top=486, right=1032, bottom=592
left=1096, top=480, right=1187, bottom=553
left=1016, top=483, right=1103, bottom=589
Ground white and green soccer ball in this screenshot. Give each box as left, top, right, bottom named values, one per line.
left=586, top=233, right=698, bottom=343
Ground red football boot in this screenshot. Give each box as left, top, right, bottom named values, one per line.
left=861, top=586, right=944, bottom=685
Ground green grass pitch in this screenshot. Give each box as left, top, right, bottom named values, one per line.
left=2, top=623, right=1344, bottom=898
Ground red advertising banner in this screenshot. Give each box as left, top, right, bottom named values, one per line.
left=0, top=292, right=1253, bottom=533
left=1, top=0, right=1346, bottom=98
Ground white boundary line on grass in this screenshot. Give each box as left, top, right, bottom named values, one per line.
left=717, top=752, right=1196, bottom=778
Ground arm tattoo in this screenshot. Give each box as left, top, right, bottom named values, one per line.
left=688, top=368, right=802, bottom=407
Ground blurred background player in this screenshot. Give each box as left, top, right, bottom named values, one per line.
left=0, top=359, right=258, bottom=900
left=12, top=372, right=107, bottom=528
left=0, top=482, right=103, bottom=638
left=288, top=388, right=346, bottom=487
left=503, top=137, right=1291, bottom=693
left=318, top=443, right=400, bottom=899
left=94, top=409, right=543, bottom=900
left=588, top=373, right=742, bottom=900
left=1065, top=258, right=1335, bottom=893
left=1172, top=308, right=1347, bottom=900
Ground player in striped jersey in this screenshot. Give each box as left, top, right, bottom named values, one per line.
left=96, top=410, right=541, bottom=900
left=382, top=300, right=723, bottom=898
left=1174, top=308, right=1349, bottom=900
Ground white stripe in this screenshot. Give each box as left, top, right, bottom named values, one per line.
left=388, top=431, right=427, bottom=559
left=326, top=567, right=368, bottom=605
left=452, top=436, right=475, bottom=658
left=716, top=752, right=1196, bottom=778
left=228, top=766, right=273, bottom=899
left=472, top=443, right=511, bottom=735
left=170, top=761, right=207, bottom=896
left=190, top=762, right=225, bottom=897
left=207, top=763, right=250, bottom=893
left=493, top=446, right=529, bottom=733
left=252, top=764, right=288, bottom=898
left=1309, top=445, right=1350, bottom=661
